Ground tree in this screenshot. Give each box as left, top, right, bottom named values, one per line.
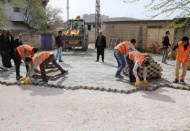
left=0, top=1, right=5, bottom=29
left=12, top=0, right=49, bottom=29
left=123, top=0, right=190, bottom=28
left=46, top=6, right=64, bottom=30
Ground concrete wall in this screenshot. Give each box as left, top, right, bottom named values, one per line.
left=86, top=23, right=106, bottom=43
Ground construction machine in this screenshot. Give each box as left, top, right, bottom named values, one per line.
left=62, top=16, right=88, bottom=51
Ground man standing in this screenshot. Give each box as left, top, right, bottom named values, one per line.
left=0, top=29, right=11, bottom=68
left=172, top=36, right=190, bottom=85
left=25, top=51, right=68, bottom=83
left=55, top=31, right=63, bottom=62
left=7, top=30, right=16, bottom=66
left=162, top=31, right=171, bottom=64
left=14, top=34, right=23, bottom=48
left=126, top=51, right=150, bottom=85
left=95, top=30, right=106, bottom=62
left=15, top=45, right=38, bottom=80
left=114, top=39, right=137, bottom=79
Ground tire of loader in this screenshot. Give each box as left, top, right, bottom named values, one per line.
left=82, top=41, right=88, bottom=51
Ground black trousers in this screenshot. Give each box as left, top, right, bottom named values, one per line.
left=126, top=54, right=136, bottom=83
left=15, top=50, right=29, bottom=76
left=1, top=51, right=11, bottom=67
left=40, top=54, right=64, bottom=81
left=97, top=47, right=104, bottom=61
left=9, top=51, right=16, bottom=66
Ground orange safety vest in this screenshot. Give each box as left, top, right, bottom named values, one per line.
left=176, top=41, right=190, bottom=63
left=129, top=51, right=145, bottom=65
left=115, top=41, right=132, bottom=55
left=32, top=52, right=51, bottom=66
left=17, top=45, right=33, bottom=59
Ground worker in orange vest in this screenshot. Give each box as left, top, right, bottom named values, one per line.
left=15, top=45, right=38, bottom=80
left=24, top=51, right=68, bottom=83
left=114, top=39, right=137, bottom=79
left=172, top=36, right=190, bottom=85
left=126, top=51, right=150, bottom=85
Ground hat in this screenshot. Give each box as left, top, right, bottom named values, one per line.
left=99, top=30, right=102, bottom=33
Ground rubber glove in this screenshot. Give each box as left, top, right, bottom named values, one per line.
left=20, top=77, right=25, bottom=81
left=135, top=78, right=141, bottom=86
left=23, top=77, right=30, bottom=84
left=143, top=80, right=148, bottom=85
left=168, top=51, right=172, bottom=58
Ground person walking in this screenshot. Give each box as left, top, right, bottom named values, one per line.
left=172, top=36, right=190, bottom=85
left=0, top=29, right=12, bottom=68
left=162, top=31, right=171, bottom=64
left=126, top=51, right=150, bottom=85
left=95, top=30, right=106, bottom=62
left=15, top=45, right=38, bottom=80
left=25, top=51, right=68, bottom=83
left=114, top=39, right=137, bottom=79
left=55, top=31, right=64, bottom=62
left=7, top=30, right=16, bottom=66
left=14, top=34, right=23, bottom=48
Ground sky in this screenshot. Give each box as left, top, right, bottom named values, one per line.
left=47, top=0, right=181, bottom=21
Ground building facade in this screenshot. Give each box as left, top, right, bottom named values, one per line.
left=0, top=0, right=49, bottom=31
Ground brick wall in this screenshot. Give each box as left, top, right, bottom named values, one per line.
left=105, top=20, right=172, bottom=51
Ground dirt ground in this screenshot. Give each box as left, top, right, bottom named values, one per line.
left=0, top=44, right=190, bottom=130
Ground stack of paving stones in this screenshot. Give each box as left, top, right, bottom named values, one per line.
left=123, top=54, right=163, bottom=80
left=33, top=68, right=62, bottom=80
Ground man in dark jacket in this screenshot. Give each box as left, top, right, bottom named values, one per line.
left=14, top=34, right=23, bottom=48
left=55, top=30, right=64, bottom=62
left=162, top=31, right=171, bottom=64
left=7, top=30, right=16, bottom=66
left=0, top=29, right=12, bottom=68
left=95, top=30, right=106, bottom=62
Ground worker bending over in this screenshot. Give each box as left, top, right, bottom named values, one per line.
left=25, top=51, right=68, bottom=83
left=172, top=36, right=190, bottom=85
left=15, top=45, right=38, bottom=80
left=114, top=39, right=137, bottom=79
left=126, top=51, right=150, bottom=85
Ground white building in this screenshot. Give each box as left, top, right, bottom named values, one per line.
left=0, top=0, right=49, bottom=31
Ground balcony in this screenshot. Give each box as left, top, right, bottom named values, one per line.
left=11, top=13, right=25, bottom=22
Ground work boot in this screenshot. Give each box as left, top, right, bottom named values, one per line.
left=62, top=70, right=68, bottom=75
left=173, top=79, right=179, bottom=83
left=180, top=79, right=186, bottom=85
left=115, top=75, right=124, bottom=79
left=16, top=75, right=23, bottom=80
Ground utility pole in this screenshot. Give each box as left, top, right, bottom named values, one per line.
left=66, top=0, right=69, bottom=20
left=95, top=0, right=101, bottom=39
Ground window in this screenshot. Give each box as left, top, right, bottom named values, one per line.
left=88, top=25, right=91, bottom=31
left=13, top=7, right=20, bottom=13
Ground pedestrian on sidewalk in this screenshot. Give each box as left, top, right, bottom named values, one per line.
left=114, top=39, right=137, bottom=79
left=162, top=31, right=171, bottom=64
left=172, top=36, right=190, bottom=85
left=95, top=30, right=106, bottom=62
left=7, top=30, right=16, bottom=66
left=126, top=51, right=150, bottom=85
left=55, top=30, right=64, bottom=62
left=25, top=51, right=68, bottom=83
left=15, top=45, right=38, bottom=80
left=0, top=29, right=12, bottom=68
